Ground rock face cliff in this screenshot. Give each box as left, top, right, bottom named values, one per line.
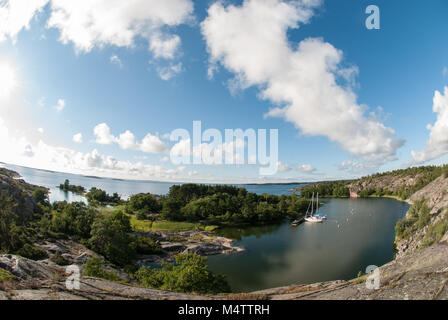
left=348, top=174, right=423, bottom=197
left=0, top=168, right=43, bottom=218
left=394, top=176, right=448, bottom=257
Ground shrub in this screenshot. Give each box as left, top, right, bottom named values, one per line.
left=136, top=211, right=147, bottom=221
left=136, top=253, right=230, bottom=294
left=86, top=188, right=121, bottom=205
left=134, top=236, right=163, bottom=255
left=45, top=202, right=97, bottom=239
left=395, top=200, right=430, bottom=239
left=0, top=268, right=16, bottom=283
left=52, top=251, right=71, bottom=266
left=33, top=188, right=49, bottom=206
left=83, top=257, right=121, bottom=282
left=422, top=214, right=448, bottom=248
left=16, top=244, right=48, bottom=260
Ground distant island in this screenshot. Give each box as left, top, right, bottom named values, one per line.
left=58, top=179, right=86, bottom=195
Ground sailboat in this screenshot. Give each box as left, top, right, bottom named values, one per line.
left=314, top=193, right=328, bottom=220
left=305, top=192, right=326, bottom=223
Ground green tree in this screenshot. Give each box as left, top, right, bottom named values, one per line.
left=88, top=211, right=136, bottom=266
left=126, top=193, right=161, bottom=214
left=48, top=202, right=97, bottom=239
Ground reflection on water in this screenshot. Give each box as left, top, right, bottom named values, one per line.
left=218, top=224, right=283, bottom=241
left=51, top=189, right=87, bottom=203
left=207, top=198, right=409, bottom=293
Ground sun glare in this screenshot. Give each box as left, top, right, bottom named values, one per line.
left=0, top=62, right=18, bottom=99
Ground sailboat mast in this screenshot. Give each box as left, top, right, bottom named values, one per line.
left=317, top=193, right=319, bottom=212
left=311, top=192, right=314, bottom=214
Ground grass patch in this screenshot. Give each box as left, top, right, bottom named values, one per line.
left=0, top=268, right=16, bottom=283
left=102, top=208, right=219, bottom=233
left=129, top=215, right=218, bottom=233
left=353, top=278, right=367, bottom=284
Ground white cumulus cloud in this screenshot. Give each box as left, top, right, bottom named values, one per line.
left=277, top=161, right=292, bottom=172
left=73, top=133, right=83, bottom=144
left=0, top=117, right=187, bottom=180
left=201, top=0, right=404, bottom=166
left=149, top=33, right=181, bottom=60
left=140, top=133, right=168, bottom=154
left=411, top=87, right=448, bottom=164
left=54, top=98, right=65, bottom=112
left=156, top=62, right=183, bottom=81
left=299, top=164, right=315, bottom=173
left=47, top=0, right=193, bottom=58
left=110, top=54, right=123, bottom=68
left=0, top=0, right=49, bottom=43
left=117, top=130, right=137, bottom=150
left=94, top=123, right=116, bottom=145
left=93, top=123, right=168, bottom=154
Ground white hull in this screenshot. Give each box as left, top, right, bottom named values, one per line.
left=305, top=216, right=324, bottom=223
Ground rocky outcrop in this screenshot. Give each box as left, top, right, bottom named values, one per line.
left=137, top=231, right=244, bottom=266
left=0, top=168, right=43, bottom=218
left=394, top=176, right=448, bottom=258
left=0, top=255, right=57, bottom=281
left=142, top=230, right=244, bottom=256
left=0, top=254, right=208, bottom=300
left=34, top=239, right=130, bottom=282
left=347, top=173, right=423, bottom=198
left=182, top=239, right=244, bottom=256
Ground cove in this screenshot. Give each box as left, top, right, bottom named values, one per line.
left=206, top=198, right=409, bottom=293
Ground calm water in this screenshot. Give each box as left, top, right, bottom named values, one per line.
left=207, top=198, right=409, bottom=292
left=0, top=164, right=304, bottom=202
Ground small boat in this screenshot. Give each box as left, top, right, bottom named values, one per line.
left=305, top=192, right=324, bottom=223
left=291, top=218, right=304, bottom=226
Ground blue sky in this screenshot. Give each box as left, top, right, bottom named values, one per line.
left=0, top=0, right=448, bottom=183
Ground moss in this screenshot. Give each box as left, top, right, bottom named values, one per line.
left=0, top=268, right=16, bottom=283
